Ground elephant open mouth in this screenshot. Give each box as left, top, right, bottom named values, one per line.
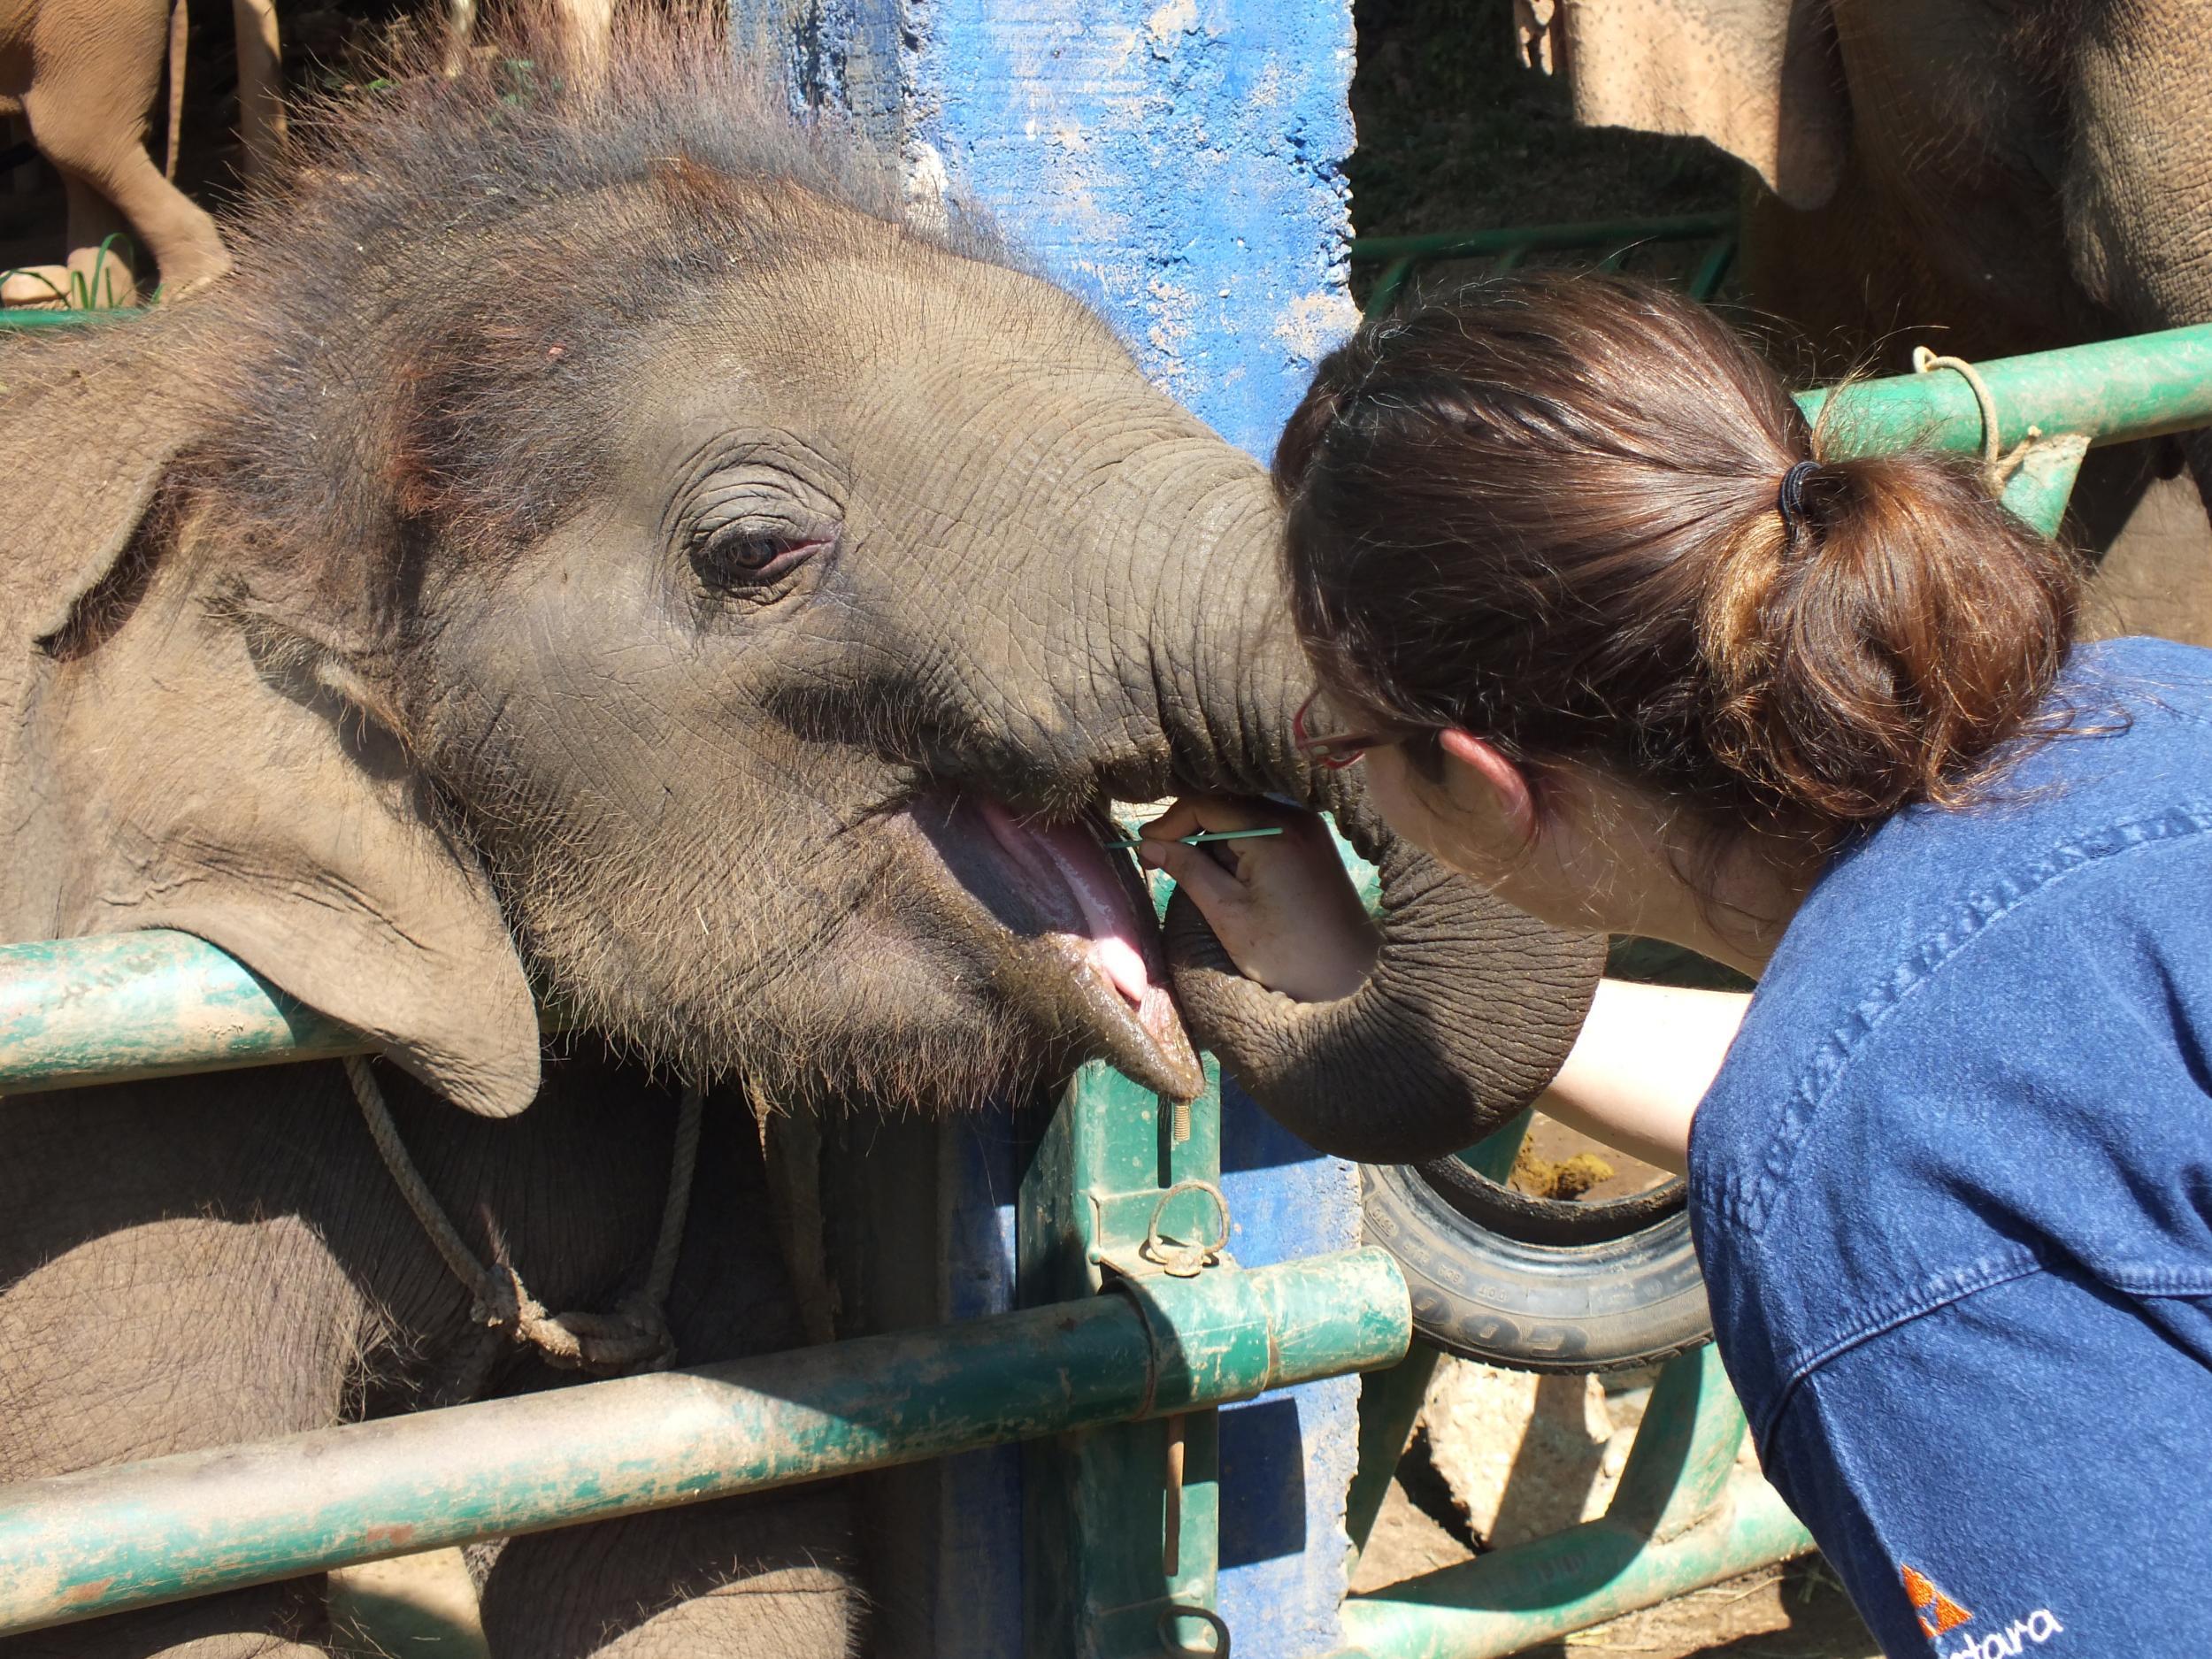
left=909, top=795, right=1204, bottom=1101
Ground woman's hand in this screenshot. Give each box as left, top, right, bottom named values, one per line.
left=1136, top=795, right=1380, bottom=1002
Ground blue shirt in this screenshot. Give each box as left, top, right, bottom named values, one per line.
left=1690, top=636, right=2212, bottom=1659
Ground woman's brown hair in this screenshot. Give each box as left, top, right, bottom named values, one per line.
left=1276, top=274, right=2084, bottom=845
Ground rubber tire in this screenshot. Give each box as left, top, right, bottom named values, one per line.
left=1363, top=1160, right=1714, bottom=1373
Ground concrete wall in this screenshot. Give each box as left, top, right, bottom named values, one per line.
left=741, top=0, right=1356, bottom=458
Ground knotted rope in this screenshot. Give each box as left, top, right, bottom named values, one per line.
left=345, top=1055, right=703, bottom=1379
left=1910, top=346, right=2043, bottom=490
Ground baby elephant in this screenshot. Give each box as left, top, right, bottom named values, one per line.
left=0, top=12, right=1597, bottom=1655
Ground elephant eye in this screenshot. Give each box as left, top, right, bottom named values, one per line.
left=690, top=522, right=830, bottom=589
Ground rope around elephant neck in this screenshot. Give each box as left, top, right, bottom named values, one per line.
left=343, top=1055, right=703, bottom=1379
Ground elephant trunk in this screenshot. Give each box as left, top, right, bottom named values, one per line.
left=1111, top=453, right=1603, bottom=1164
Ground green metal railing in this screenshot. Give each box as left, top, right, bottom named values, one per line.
left=0, top=1247, right=1409, bottom=1634
left=1351, top=211, right=1739, bottom=317
left=1333, top=1346, right=1809, bottom=1659
left=4, top=319, right=2211, bottom=1655
left=0, top=931, right=364, bottom=1090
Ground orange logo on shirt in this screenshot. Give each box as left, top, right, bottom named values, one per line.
left=1901, top=1563, right=1974, bottom=1638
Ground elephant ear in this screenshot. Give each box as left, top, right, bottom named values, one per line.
left=1528, top=0, right=1848, bottom=211
left=0, top=332, right=541, bottom=1116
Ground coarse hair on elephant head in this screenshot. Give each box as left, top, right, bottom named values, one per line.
left=0, top=6, right=1599, bottom=1160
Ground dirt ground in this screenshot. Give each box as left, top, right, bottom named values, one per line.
left=1358, top=1473, right=1881, bottom=1659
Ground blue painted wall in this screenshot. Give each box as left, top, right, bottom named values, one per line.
left=902, top=0, right=1356, bottom=460
left=738, top=1, right=1363, bottom=1650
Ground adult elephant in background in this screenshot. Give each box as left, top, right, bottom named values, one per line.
left=0, top=15, right=1598, bottom=1655
left=1516, top=0, right=2212, bottom=641
left=0, top=0, right=282, bottom=306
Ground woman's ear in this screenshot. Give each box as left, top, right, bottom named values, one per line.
left=1439, top=729, right=1538, bottom=845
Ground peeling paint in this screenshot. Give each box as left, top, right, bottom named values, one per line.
left=1273, top=290, right=1361, bottom=372
left=1146, top=0, right=1198, bottom=48
left=900, top=0, right=1356, bottom=461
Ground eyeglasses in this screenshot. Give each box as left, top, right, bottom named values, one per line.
left=1292, top=692, right=1400, bottom=770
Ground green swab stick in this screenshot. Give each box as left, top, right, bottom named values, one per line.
left=1102, top=827, right=1285, bottom=850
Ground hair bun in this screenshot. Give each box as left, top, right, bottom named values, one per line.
left=1274, top=273, right=2082, bottom=855
left=1701, top=449, right=2081, bottom=826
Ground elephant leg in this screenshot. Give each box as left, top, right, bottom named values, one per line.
left=443, top=0, right=477, bottom=75
left=551, top=0, right=611, bottom=75
left=2069, top=1, right=2212, bottom=526
left=474, top=1102, right=863, bottom=1659
left=19, top=89, right=228, bottom=300
left=0, top=265, right=75, bottom=307
left=0, top=1584, right=328, bottom=1659
left=0, top=1195, right=373, bottom=1655
left=2083, top=465, right=2212, bottom=649
left=476, top=1488, right=864, bottom=1659
left=228, top=0, right=285, bottom=187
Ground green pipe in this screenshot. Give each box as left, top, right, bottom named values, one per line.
left=1602, top=1347, right=1744, bottom=1543
left=1799, top=323, right=2212, bottom=455
left=1333, top=1475, right=1814, bottom=1659
left=0, top=931, right=365, bottom=1092
left=0, top=1248, right=1410, bottom=1636
left=0, top=307, right=142, bottom=328
left=1370, top=257, right=1416, bottom=316
left=1997, top=432, right=2092, bottom=539
left=1686, top=234, right=1736, bottom=301
left=1454, top=1108, right=1531, bottom=1183
left=0, top=932, right=578, bottom=1094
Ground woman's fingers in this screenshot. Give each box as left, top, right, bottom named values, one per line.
left=1140, top=794, right=1290, bottom=843
left=1138, top=795, right=1379, bottom=1003
left=1138, top=837, right=1248, bottom=914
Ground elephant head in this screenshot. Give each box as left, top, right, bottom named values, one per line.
left=0, top=25, right=1599, bottom=1161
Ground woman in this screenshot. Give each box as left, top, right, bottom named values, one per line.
left=1139, top=277, right=2212, bottom=1656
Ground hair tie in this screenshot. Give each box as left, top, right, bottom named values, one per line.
left=1776, top=458, right=1819, bottom=531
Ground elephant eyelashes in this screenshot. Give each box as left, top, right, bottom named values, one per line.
left=689, top=524, right=832, bottom=590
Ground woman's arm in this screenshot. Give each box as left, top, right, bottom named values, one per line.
left=1533, top=978, right=1747, bottom=1174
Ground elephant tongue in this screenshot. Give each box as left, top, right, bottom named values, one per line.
left=973, top=801, right=1199, bottom=1098
left=977, top=801, right=1156, bottom=1005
